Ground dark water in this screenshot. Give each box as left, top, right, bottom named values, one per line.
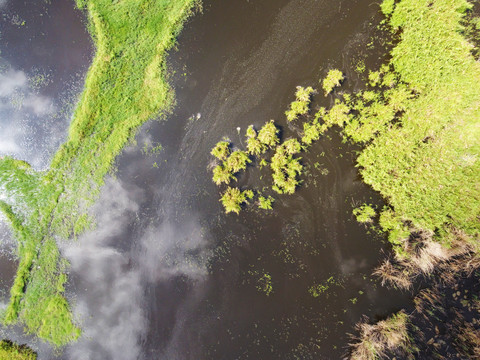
left=0, top=0, right=414, bottom=359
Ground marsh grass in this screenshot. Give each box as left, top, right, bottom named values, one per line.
left=322, top=69, right=344, bottom=95
left=285, top=86, right=316, bottom=122
left=0, top=340, right=36, bottom=360
left=0, top=0, right=199, bottom=346
left=353, top=204, right=376, bottom=224
left=349, top=311, right=412, bottom=360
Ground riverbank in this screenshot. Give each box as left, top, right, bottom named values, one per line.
left=347, top=0, right=480, bottom=357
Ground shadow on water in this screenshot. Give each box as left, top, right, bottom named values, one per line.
left=0, top=0, right=416, bottom=359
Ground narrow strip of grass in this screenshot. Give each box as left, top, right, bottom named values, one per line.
left=0, top=0, right=199, bottom=346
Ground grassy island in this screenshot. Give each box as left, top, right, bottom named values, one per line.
left=0, top=0, right=199, bottom=346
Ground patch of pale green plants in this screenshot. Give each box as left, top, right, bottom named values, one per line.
left=322, top=69, right=344, bottom=95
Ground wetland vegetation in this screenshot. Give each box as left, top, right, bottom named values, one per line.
left=0, top=0, right=199, bottom=346
left=0, top=0, right=479, bottom=357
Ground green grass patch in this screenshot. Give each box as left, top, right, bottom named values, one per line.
left=0, top=340, right=36, bottom=360
left=354, top=0, right=480, bottom=251
left=0, top=0, right=199, bottom=346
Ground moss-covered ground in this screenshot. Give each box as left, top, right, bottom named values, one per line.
left=0, top=0, right=198, bottom=346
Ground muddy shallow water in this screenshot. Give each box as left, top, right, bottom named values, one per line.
left=0, top=0, right=414, bottom=359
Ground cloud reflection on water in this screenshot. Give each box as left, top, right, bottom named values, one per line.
left=63, top=178, right=210, bottom=360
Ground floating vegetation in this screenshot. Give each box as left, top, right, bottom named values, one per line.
left=271, top=142, right=303, bottom=195
left=210, top=72, right=350, bottom=213
left=0, top=0, right=200, bottom=346
left=257, top=120, right=280, bottom=148
left=0, top=340, right=37, bottom=360
left=309, top=276, right=344, bottom=298
left=220, top=187, right=254, bottom=214
left=225, top=150, right=251, bottom=174
left=285, top=86, right=316, bottom=122
left=353, top=204, right=376, bottom=224
left=258, top=195, right=274, bottom=210
left=211, top=140, right=231, bottom=160
left=322, top=69, right=344, bottom=95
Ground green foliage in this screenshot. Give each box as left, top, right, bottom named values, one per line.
left=309, top=276, right=343, bottom=297
left=322, top=69, right=344, bottom=95
left=301, top=119, right=321, bottom=146
left=258, top=196, right=274, bottom=210
left=257, top=120, right=280, bottom=148
left=353, top=204, right=376, bottom=223
left=368, top=70, right=381, bottom=87
left=220, top=187, right=252, bottom=214
left=282, top=139, right=302, bottom=155
left=225, top=151, right=251, bottom=173
left=212, top=165, right=234, bottom=185
left=324, top=100, right=351, bottom=127
left=380, top=0, right=396, bottom=15
left=353, top=0, right=480, bottom=253
left=211, top=140, right=230, bottom=160
left=245, top=126, right=266, bottom=156
left=285, top=86, right=316, bottom=122
left=0, top=340, right=36, bottom=360
left=270, top=144, right=303, bottom=195
left=0, top=0, right=199, bottom=346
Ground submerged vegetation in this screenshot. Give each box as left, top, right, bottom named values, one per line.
left=0, top=0, right=199, bottom=346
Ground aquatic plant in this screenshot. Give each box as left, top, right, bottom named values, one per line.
left=354, top=0, right=480, bottom=258
left=285, top=86, right=316, bottom=122
left=211, top=140, right=230, bottom=160
left=270, top=144, right=303, bottom=195
left=322, top=69, right=344, bottom=95
left=212, top=164, right=234, bottom=186
left=0, top=0, right=199, bottom=346
left=225, top=150, right=251, bottom=173
left=220, top=187, right=253, bottom=214
left=323, top=100, right=351, bottom=127
left=257, top=120, right=280, bottom=148
left=245, top=126, right=266, bottom=156
left=258, top=195, right=274, bottom=210
left=353, top=204, right=376, bottom=223
left=0, top=340, right=36, bottom=360
left=349, top=311, right=412, bottom=360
